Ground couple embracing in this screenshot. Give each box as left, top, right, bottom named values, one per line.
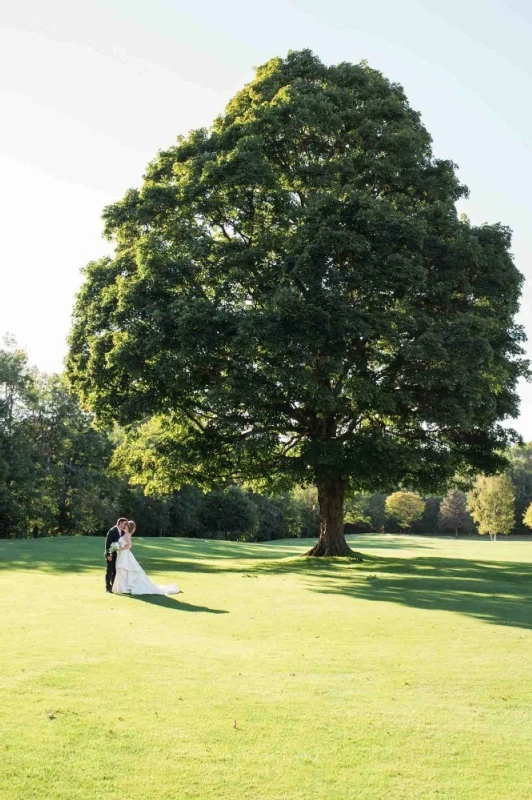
left=105, top=517, right=180, bottom=596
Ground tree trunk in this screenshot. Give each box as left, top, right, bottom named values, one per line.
left=305, top=475, right=361, bottom=558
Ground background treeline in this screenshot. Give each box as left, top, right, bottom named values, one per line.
left=2, top=340, right=532, bottom=540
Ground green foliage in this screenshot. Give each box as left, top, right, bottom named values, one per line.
left=412, top=496, right=441, bottom=534
left=67, top=50, right=527, bottom=552
left=0, top=341, right=114, bottom=537
left=344, top=493, right=371, bottom=528
left=35, top=374, right=115, bottom=535
left=523, top=502, right=532, bottom=531
left=247, top=493, right=288, bottom=541
left=288, top=485, right=320, bottom=537
left=197, top=486, right=259, bottom=541
left=367, top=492, right=387, bottom=531
left=385, top=491, right=425, bottom=530
left=0, top=340, right=40, bottom=536
left=0, top=339, right=174, bottom=539
left=166, top=484, right=205, bottom=537
left=506, top=443, right=532, bottom=533
left=343, top=491, right=389, bottom=532
left=438, top=488, right=473, bottom=535
left=467, top=474, right=515, bottom=539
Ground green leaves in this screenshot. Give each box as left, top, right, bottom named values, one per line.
left=385, top=492, right=425, bottom=530
left=0, top=341, right=114, bottom=537
left=439, top=489, right=473, bottom=535
left=467, top=474, right=515, bottom=538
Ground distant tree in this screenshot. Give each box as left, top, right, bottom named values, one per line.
left=368, top=493, right=386, bottom=531
left=32, top=374, right=113, bottom=535
left=1, top=338, right=121, bottom=538
left=0, top=341, right=43, bottom=537
left=385, top=492, right=425, bottom=531
left=288, top=485, right=320, bottom=538
left=344, top=493, right=371, bottom=530
left=467, top=474, right=515, bottom=541
left=506, top=443, right=532, bottom=533
left=167, top=485, right=205, bottom=538
left=249, top=493, right=293, bottom=541
left=198, top=486, right=259, bottom=541
left=105, top=479, right=171, bottom=537
left=413, top=496, right=441, bottom=534
left=438, top=489, right=472, bottom=537
left=522, top=501, right=532, bottom=532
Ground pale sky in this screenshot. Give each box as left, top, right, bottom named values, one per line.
left=1, top=0, right=531, bottom=439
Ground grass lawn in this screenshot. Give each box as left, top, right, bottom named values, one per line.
left=2, top=534, right=532, bottom=800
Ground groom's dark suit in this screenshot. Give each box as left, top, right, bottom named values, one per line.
left=104, top=525, right=121, bottom=593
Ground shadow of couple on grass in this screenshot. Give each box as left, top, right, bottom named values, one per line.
left=124, top=594, right=228, bottom=614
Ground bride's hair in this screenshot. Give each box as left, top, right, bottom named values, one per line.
left=127, top=520, right=137, bottom=534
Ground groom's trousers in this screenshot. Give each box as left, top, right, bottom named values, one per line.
left=105, top=553, right=117, bottom=592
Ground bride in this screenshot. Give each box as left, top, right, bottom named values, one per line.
left=112, top=521, right=180, bottom=595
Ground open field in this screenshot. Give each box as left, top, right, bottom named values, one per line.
left=2, top=534, right=532, bottom=800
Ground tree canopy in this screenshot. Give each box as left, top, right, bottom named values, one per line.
left=523, top=502, right=532, bottom=531
left=67, top=49, right=527, bottom=555
left=506, top=443, right=532, bottom=533
left=385, top=491, right=425, bottom=530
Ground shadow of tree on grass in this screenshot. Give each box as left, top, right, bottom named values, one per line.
left=0, top=537, right=305, bottom=574
left=298, top=555, right=532, bottom=631
left=0, top=534, right=436, bottom=575
left=3, top=538, right=532, bottom=632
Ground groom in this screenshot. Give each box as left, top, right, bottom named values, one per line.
left=105, top=518, right=129, bottom=593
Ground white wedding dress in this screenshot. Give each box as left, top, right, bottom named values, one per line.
left=112, top=535, right=179, bottom=595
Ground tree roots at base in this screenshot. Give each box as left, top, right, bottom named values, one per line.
left=304, top=540, right=363, bottom=560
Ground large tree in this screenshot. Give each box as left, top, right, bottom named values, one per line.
left=67, top=50, right=527, bottom=556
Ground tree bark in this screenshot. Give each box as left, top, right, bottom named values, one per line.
left=305, top=474, right=361, bottom=558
